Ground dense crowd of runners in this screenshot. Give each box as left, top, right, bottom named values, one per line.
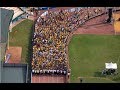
left=32, top=7, right=120, bottom=74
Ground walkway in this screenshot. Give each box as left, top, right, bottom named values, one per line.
left=74, top=11, right=120, bottom=35
left=32, top=74, right=66, bottom=83
left=74, top=14, right=115, bottom=35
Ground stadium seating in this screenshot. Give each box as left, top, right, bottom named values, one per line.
left=0, top=7, right=24, bottom=21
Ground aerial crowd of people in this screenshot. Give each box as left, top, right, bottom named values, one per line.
left=31, top=7, right=120, bottom=74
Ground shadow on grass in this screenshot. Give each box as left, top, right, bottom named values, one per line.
left=25, top=20, right=34, bottom=83
left=94, top=71, right=106, bottom=78
left=112, top=76, right=120, bottom=82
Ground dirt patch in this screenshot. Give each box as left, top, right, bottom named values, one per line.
left=6, top=47, right=22, bottom=63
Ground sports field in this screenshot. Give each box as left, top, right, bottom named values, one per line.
left=68, top=34, right=120, bottom=83
left=9, top=19, right=34, bottom=63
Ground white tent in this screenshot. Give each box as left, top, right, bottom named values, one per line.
left=105, top=62, right=117, bottom=69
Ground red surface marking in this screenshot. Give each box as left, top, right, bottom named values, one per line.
left=74, top=14, right=115, bottom=35
left=6, top=47, right=22, bottom=63
left=32, top=74, right=66, bottom=83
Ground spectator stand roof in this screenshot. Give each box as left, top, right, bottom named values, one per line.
left=1, top=63, right=28, bottom=83
left=0, top=8, right=14, bottom=62
left=0, top=8, right=14, bottom=43
left=0, top=7, right=24, bottom=21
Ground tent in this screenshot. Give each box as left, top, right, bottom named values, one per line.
left=101, top=62, right=118, bottom=75
left=105, top=62, right=117, bottom=69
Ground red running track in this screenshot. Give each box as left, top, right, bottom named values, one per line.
left=32, top=74, right=66, bottom=83
left=74, top=14, right=115, bottom=35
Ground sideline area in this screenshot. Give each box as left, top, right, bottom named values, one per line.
left=78, top=77, right=116, bottom=83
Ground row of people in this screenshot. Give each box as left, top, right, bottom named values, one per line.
left=32, top=69, right=67, bottom=74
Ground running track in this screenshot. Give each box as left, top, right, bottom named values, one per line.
left=32, top=74, right=66, bottom=83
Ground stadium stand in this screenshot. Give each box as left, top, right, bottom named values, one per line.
left=0, top=7, right=25, bottom=22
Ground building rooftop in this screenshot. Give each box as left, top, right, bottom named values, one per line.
left=0, top=7, right=24, bottom=21
left=1, top=63, right=28, bottom=83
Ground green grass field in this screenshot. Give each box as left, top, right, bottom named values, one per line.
left=68, top=34, right=120, bottom=83
left=9, top=19, right=34, bottom=63
left=76, top=77, right=116, bottom=83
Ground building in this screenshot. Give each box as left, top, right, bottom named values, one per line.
left=1, top=62, right=28, bottom=83
left=0, top=7, right=25, bottom=23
